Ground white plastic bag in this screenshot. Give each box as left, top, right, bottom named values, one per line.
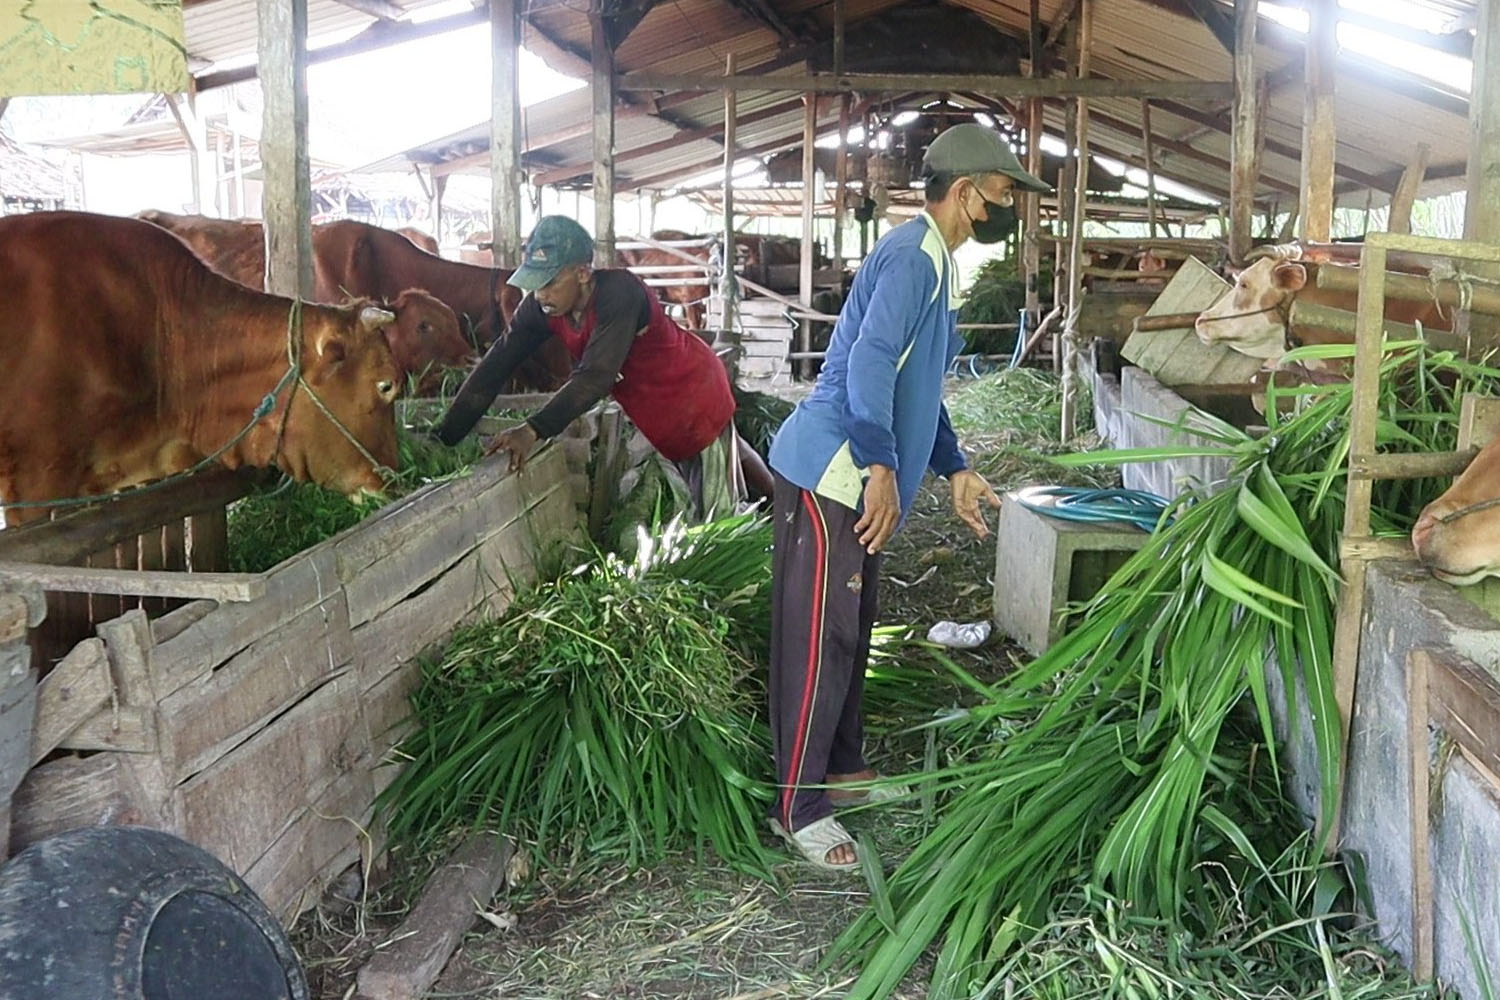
left=926, top=620, right=992, bottom=649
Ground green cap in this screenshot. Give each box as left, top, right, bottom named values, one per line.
left=922, top=123, right=1051, bottom=193
left=508, top=215, right=595, bottom=291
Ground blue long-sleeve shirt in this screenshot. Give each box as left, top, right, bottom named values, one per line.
left=769, top=211, right=966, bottom=519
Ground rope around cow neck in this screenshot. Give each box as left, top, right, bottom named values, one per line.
left=1, top=299, right=395, bottom=514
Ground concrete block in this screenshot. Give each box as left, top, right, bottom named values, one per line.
left=993, top=488, right=1151, bottom=656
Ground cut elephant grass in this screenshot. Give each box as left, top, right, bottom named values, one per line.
left=834, top=343, right=1497, bottom=999
left=226, top=425, right=488, bottom=573
left=376, top=514, right=782, bottom=875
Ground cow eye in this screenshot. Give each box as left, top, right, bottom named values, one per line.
left=377, top=380, right=394, bottom=397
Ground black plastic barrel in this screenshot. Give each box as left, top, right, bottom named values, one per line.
left=0, top=826, right=309, bottom=1000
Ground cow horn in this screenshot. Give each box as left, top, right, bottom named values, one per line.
left=358, top=306, right=396, bottom=331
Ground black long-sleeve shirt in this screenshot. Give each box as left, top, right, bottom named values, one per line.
left=434, top=270, right=651, bottom=445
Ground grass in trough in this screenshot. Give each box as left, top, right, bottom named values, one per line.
left=226, top=425, right=489, bottom=573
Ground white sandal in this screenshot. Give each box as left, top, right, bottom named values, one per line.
left=768, top=816, right=860, bottom=872
left=830, top=780, right=912, bottom=808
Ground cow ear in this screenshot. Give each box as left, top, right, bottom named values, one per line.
left=358, top=305, right=395, bottom=333
left=1272, top=262, right=1307, bottom=292
left=315, top=330, right=348, bottom=363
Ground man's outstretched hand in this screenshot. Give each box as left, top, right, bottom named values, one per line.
left=485, top=422, right=540, bottom=472
left=951, top=469, right=1000, bottom=540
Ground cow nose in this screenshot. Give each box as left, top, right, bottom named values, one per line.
left=1411, top=504, right=1452, bottom=559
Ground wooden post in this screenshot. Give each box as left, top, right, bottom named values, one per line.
left=231, top=127, right=246, bottom=216
left=1140, top=100, right=1162, bottom=238
left=1229, top=0, right=1259, bottom=263
left=720, top=53, right=740, bottom=377
left=1464, top=0, right=1500, bottom=337
left=799, top=93, right=817, bottom=379
left=490, top=0, right=523, bottom=267
left=833, top=93, right=850, bottom=267
left=591, top=12, right=616, bottom=267
left=1060, top=0, right=1092, bottom=440
left=833, top=0, right=845, bottom=77
left=1299, top=0, right=1336, bottom=243
left=1024, top=0, right=1044, bottom=319
left=1388, top=143, right=1431, bottom=235
left=213, top=131, right=227, bottom=216
left=258, top=0, right=314, bottom=297
left=167, top=95, right=213, bottom=217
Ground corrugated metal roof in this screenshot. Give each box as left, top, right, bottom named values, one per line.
left=180, top=0, right=1477, bottom=215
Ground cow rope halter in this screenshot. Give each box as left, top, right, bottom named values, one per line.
left=1192, top=296, right=1298, bottom=347
left=271, top=297, right=398, bottom=489
left=0, top=299, right=394, bottom=513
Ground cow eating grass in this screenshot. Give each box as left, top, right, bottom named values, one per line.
left=1413, top=434, right=1500, bottom=585
left=0, top=211, right=402, bottom=525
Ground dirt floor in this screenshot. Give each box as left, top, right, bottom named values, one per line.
left=290, top=369, right=1116, bottom=1000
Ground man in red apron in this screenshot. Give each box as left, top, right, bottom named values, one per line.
left=433, top=216, right=745, bottom=519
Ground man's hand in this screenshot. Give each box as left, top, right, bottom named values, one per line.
left=485, top=422, right=539, bottom=472
left=950, top=469, right=1000, bottom=540
left=854, top=465, right=901, bottom=555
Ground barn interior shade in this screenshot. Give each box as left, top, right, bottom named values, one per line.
left=0, top=0, right=188, bottom=97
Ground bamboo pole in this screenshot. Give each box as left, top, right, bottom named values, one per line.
left=834, top=92, right=850, bottom=266
left=1140, top=100, right=1161, bottom=238
left=591, top=12, right=616, bottom=267
left=1387, top=143, right=1432, bottom=236
left=721, top=53, right=740, bottom=377
left=1060, top=0, right=1092, bottom=440
left=1315, top=263, right=1500, bottom=317
left=1024, top=0, right=1044, bottom=320
left=799, top=93, right=817, bottom=379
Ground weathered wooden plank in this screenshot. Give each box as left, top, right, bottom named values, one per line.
left=188, top=504, right=229, bottom=573
left=0, top=591, right=35, bottom=643
left=355, top=833, right=514, bottom=1000
left=57, top=706, right=157, bottom=755
left=96, top=609, right=155, bottom=707
left=243, top=764, right=374, bottom=922
left=340, top=473, right=527, bottom=627
left=151, top=543, right=340, bottom=699
left=180, top=672, right=362, bottom=873
left=10, top=753, right=135, bottom=852
left=1459, top=394, right=1500, bottom=452
left=0, top=641, right=37, bottom=829
left=0, top=470, right=253, bottom=568
left=159, top=591, right=353, bottom=782
left=1429, top=651, right=1500, bottom=779
left=361, top=660, right=421, bottom=761
left=150, top=599, right=219, bottom=645
left=0, top=561, right=265, bottom=602
left=30, top=637, right=112, bottom=765
left=354, top=475, right=576, bottom=693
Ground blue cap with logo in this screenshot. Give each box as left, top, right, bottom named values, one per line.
left=507, top=215, right=596, bottom=292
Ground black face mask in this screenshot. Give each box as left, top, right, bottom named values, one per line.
left=968, top=198, right=1018, bottom=244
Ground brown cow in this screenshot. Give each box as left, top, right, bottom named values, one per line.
left=615, top=229, right=715, bottom=336
left=1194, top=248, right=1449, bottom=367
left=395, top=226, right=439, bottom=255
left=0, top=212, right=401, bottom=524
left=1412, top=434, right=1500, bottom=584
left=136, top=210, right=473, bottom=394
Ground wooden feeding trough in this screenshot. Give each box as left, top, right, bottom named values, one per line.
left=0, top=442, right=580, bottom=922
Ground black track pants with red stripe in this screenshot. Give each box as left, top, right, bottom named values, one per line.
left=769, top=473, right=881, bottom=833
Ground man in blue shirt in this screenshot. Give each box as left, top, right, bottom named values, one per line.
left=765, top=123, right=1049, bottom=870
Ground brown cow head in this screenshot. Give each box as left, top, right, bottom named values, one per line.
left=1194, top=256, right=1307, bottom=360
left=387, top=289, right=474, bottom=388
left=1412, top=437, right=1500, bottom=584
left=283, top=305, right=402, bottom=499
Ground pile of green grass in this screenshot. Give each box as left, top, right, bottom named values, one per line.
left=226, top=427, right=487, bottom=573
left=833, top=343, right=1492, bottom=999
left=377, top=514, right=781, bottom=873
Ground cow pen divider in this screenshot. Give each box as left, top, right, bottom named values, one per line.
left=0, top=441, right=583, bottom=922
left=1328, top=232, right=1500, bottom=898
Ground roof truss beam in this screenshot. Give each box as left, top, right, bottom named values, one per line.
left=329, top=0, right=404, bottom=20
left=617, top=71, right=1233, bottom=100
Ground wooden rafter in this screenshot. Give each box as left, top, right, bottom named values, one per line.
left=1180, top=0, right=1235, bottom=52
left=329, top=0, right=403, bottom=19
